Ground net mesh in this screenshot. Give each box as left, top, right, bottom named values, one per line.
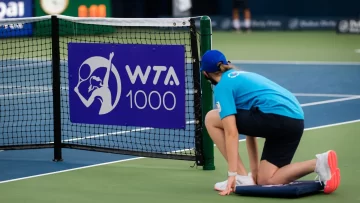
left=0, top=18, right=54, bottom=149
left=0, top=16, right=202, bottom=161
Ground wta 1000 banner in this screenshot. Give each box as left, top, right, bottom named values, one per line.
left=0, top=0, right=33, bottom=37
left=68, top=43, right=186, bottom=129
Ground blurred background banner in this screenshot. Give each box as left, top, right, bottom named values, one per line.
left=35, top=0, right=112, bottom=17
left=0, top=0, right=33, bottom=37
left=0, top=0, right=358, bottom=32
left=109, top=0, right=360, bottom=18
left=193, top=16, right=342, bottom=31
left=336, top=19, right=360, bottom=34
left=211, top=0, right=360, bottom=19
left=34, top=0, right=114, bottom=36
left=109, top=0, right=360, bottom=32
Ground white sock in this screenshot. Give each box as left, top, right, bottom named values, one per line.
left=233, top=19, right=240, bottom=30
left=244, top=19, right=251, bottom=28
left=314, top=154, right=320, bottom=173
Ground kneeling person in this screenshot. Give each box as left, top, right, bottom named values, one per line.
left=200, top=50, right=341, bottom=196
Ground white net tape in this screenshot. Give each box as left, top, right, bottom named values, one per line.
left=0, top=15, right=194, bottom=27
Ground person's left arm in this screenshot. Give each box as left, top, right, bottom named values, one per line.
left=222, top=115, right=239, bottom=173
left=215, top=85, right=238, bottom=176
left=215, top=84, right=240, bottom=195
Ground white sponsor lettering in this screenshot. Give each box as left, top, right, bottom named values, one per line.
left=126, top=90, right=176, bottom=111
left=126, top=65, right=180, bottom=86
left=2, top=23, right=24, bottom=29
left=0, top=1, right=25, bottom=19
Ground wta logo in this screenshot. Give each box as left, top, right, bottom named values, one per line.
left=68, top=43, right=186, bottom=129
left=74, top=52, right=121, bottom=115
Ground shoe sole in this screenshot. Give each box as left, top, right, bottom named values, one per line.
left=323, top=150, right=341, bottom=194
left=214, top=187, right=223, bottom=192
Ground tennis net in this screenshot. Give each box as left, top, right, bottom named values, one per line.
left=0, top=15, right=209, bottom=166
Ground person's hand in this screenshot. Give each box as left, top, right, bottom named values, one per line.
left=219, top=176, right=236, bottom=196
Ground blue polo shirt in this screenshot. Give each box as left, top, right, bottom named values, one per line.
left=213, top=69, right=304, bottom=120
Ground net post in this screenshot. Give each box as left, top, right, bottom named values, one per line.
left=200, top=16, right=215, bottom=170
left=51, top=15, right=63, bottom=162
left=189, top=18, right=204, bottom=166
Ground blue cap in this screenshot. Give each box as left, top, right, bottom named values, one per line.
left=200, top=50, right=228, bottom=73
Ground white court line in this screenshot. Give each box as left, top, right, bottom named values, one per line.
left=60, top=120, right=196, bottom=143
left=0, top=86, right=197, bottom=97
left=1, top=119, right=360, bottom=185
left=0, top=91, right=51, bottom=98
left=2, top=59, right=359, bottom=67
left=300, top=96, right=360, bottom=107
left=304, top=119, right=360, bottom=131
left=2, top=86, right=360, bottom=99
left=0, top=64, right=52, bottom=70
left=0, top=85, right=52, bottom=90
left=0, top=157, right=147, bottom=184
left=2, top=91, right=360, bottom=99
left=293, top=93, right=360, bottom=98
left=230, top=60, right=360, bottom=65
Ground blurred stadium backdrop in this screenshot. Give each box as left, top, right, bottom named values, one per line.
left=0, top=0, right=359, bottom=33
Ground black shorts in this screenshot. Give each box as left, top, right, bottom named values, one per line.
left=233, top=0, right=249, bottom=9
left=235, top=106, right=304, bottom=168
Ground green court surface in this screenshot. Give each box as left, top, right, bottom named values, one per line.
left=212, top=31, right=360, bottom=62
left=1, top=121, right=360, bottom=203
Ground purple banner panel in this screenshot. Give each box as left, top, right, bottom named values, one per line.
left=68, top=43, right=186, bottom=129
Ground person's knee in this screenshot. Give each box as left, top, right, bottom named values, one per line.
left=257, top=170, right=282, bottom=185
left=257, top=177, right=276, bottom=185
left=256, top=160, right=278, bottom=185
left=256, top=172, right=268, bottom=185
left=204, top=109, right=220, bottom=128
left=256, top=178, right=266, bottom=185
